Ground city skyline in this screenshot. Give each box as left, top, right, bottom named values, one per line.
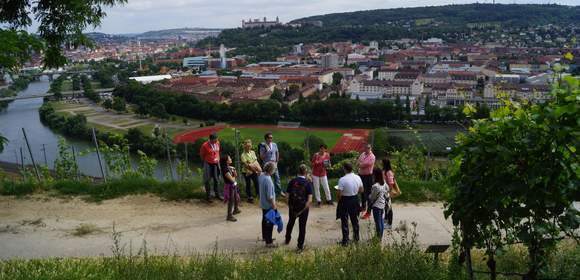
left=40, top=0, right=580, bottom=34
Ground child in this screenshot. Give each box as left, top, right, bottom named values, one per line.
left=369, top=168, right=389, bottom=239
left=221, top=155, right=241, bottom=222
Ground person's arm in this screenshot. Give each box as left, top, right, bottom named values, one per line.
left=267, top=180, right=277, bottom=209
left=276, top=148, right=280, bottom=162
left=336, top=189, right=342, bottom=201
left=357, top=178, right=364, bottom=193
left=259, top=146, right=266, bottom=162
left=199, top=144, right=206, bottom=163
left=224, top=172, right=235, bottom=184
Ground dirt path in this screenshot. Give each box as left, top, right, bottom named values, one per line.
left=0, top=195, right=453, bottom=259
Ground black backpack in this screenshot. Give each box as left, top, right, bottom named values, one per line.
left=289, top=178, right=308, bottom=211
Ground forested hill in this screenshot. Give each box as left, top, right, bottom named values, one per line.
left=197, top=4, right=580, bottom=62
left=291, top=4, right=580, bottom=28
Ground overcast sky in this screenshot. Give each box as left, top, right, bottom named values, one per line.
left=87, top=0, right=580, bottom=34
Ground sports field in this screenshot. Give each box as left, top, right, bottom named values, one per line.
left=219, top=126, right=342, bottom=148
left=388, top=130, right=460, bottom=153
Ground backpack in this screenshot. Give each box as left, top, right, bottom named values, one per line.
left=289, top=178, right=308, bottom=211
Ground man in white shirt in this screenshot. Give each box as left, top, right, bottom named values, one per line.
left=336, top=162, right=363, bottom=246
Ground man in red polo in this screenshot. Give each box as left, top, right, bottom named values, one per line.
left=200, top=133, right=222, bottom=201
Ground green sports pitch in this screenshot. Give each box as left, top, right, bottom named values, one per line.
left=218, top=127, right=342, bottom=149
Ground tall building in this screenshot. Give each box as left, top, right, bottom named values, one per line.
left=219, top=44, right=226, bottom=69
left=321, top=53, right=339, bottom=69
left=242, top=16, right=282, bottom=28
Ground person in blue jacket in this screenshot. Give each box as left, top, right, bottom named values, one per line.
left=259, top=161, right=278, bottom=248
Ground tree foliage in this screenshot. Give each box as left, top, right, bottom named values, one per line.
left=0, top=0, right=126, bottom=69
left=445, top=78, right=580, bottom=279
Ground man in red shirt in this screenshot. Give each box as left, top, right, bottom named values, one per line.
left=311, top=144, right=333, bottom=206
left=200, top=133, right=222, bottom=201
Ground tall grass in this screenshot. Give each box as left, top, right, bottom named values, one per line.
left=1, top=240, right=578, bottom=280
left=0, top=176, right=206, bottom=202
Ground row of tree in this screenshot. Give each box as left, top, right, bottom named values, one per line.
left=113, top=81, right=469, bottom=126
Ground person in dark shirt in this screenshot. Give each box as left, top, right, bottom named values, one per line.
left=285, top=164, right=313, bottom=251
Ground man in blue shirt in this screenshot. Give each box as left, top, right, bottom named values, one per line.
left=259, top=132, right=286, bottom=197
left=259, top=161, right=278, bottom=248
left=285, top=164, right=313, bottom=251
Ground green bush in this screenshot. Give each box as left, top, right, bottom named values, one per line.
left=0, top=179, right=42, bottom=196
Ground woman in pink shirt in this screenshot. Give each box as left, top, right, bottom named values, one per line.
left=357, top=144, right=375, bottom=219
left=311, top=144, right=333, bottom=206
left=382, top=158, right=401, bottom=229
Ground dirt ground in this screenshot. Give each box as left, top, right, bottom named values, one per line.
left=0, top=195, right=454, bottom=259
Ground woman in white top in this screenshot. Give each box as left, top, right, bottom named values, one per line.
left=369, top=168, right=389, bottom=239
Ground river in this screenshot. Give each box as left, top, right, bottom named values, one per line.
left=0, top=77, right=174, bottom=179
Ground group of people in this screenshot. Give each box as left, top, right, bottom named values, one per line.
left=199, top=132, right=400, bottom=250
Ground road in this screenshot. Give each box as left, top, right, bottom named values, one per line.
left=0, top=195, right=453, bottom=259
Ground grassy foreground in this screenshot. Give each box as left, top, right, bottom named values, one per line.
left=1, top=237, right=578, bottom=280
left=0, top=175, right=448, bottom=203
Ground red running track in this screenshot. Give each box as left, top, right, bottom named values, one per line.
left=173, top=124, right=369, bottom=154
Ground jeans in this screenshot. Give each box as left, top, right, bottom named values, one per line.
left=372, top=207, right=385, bottom=238
left=244, top=173, right=259, bottom=198
left=360, top=174, right=373, bottom=210
left=203, top=162, right=220, bottom=199
left=312, top=175, right=331, bottom=202
left=285, top=208, right=309, bottom=249
left=272, top=168, right=283, bottom=194
left=261, top=209, right=274, bottom=244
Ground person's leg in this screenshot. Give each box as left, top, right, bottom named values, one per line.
left=227, top=185, right=235, bottom=220
left=312, top=176, right=322, bottom=203
left=273, top=168, right=283, bottom=194
left=359, top=175, right=368, bottom=210
left=211, top=164, right=221, bottom=198
left=385, top=198, right=393, bottom=227
left=372, top=207, right=384, bottom=238
left=285, top=210, right=297, bottom=244
left=262, top=209, right=273, bottom=244
left=340, top=214, right=349, bottom=245
left=297, top=209, right=309, bottom=250
left=244, top=174, right=252, bottom=199
left=361, top=175, right=373, bottom=211
left=350, top=207, right=360, bottom=242
left=251, top=173, right=260, bottom=196
left=233, top=186, right=240, bottom=213
left=203, top=162, right=211, bottom=200
left=321, top=176, right=332, bottom=202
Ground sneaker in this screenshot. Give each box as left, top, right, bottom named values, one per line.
left=317, top=201, right=322, bottom=207
left=265, top=243, right=278, bottom=248
left=326, top=200, right=334, bottom=206
left=247, top=197, right=254, bottom=203
left=226, top=216, right=237, bottom=222
left=233, top=209, right=241, bottom=215
left=296, top=247, right=305, bottom=253
left=285, top=238, right=291, bottom=245
left=385, top=224, right=392, bottom=230
left=362, top=211, right=371, bottom=220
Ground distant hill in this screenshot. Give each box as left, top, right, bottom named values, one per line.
left=85, top=28, right=223, bottom=42
left=291, top=3, right=580, bottom=28
left=197, top=4, right=580, bottom=62
left=137, top=28, right=222, bottom=40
